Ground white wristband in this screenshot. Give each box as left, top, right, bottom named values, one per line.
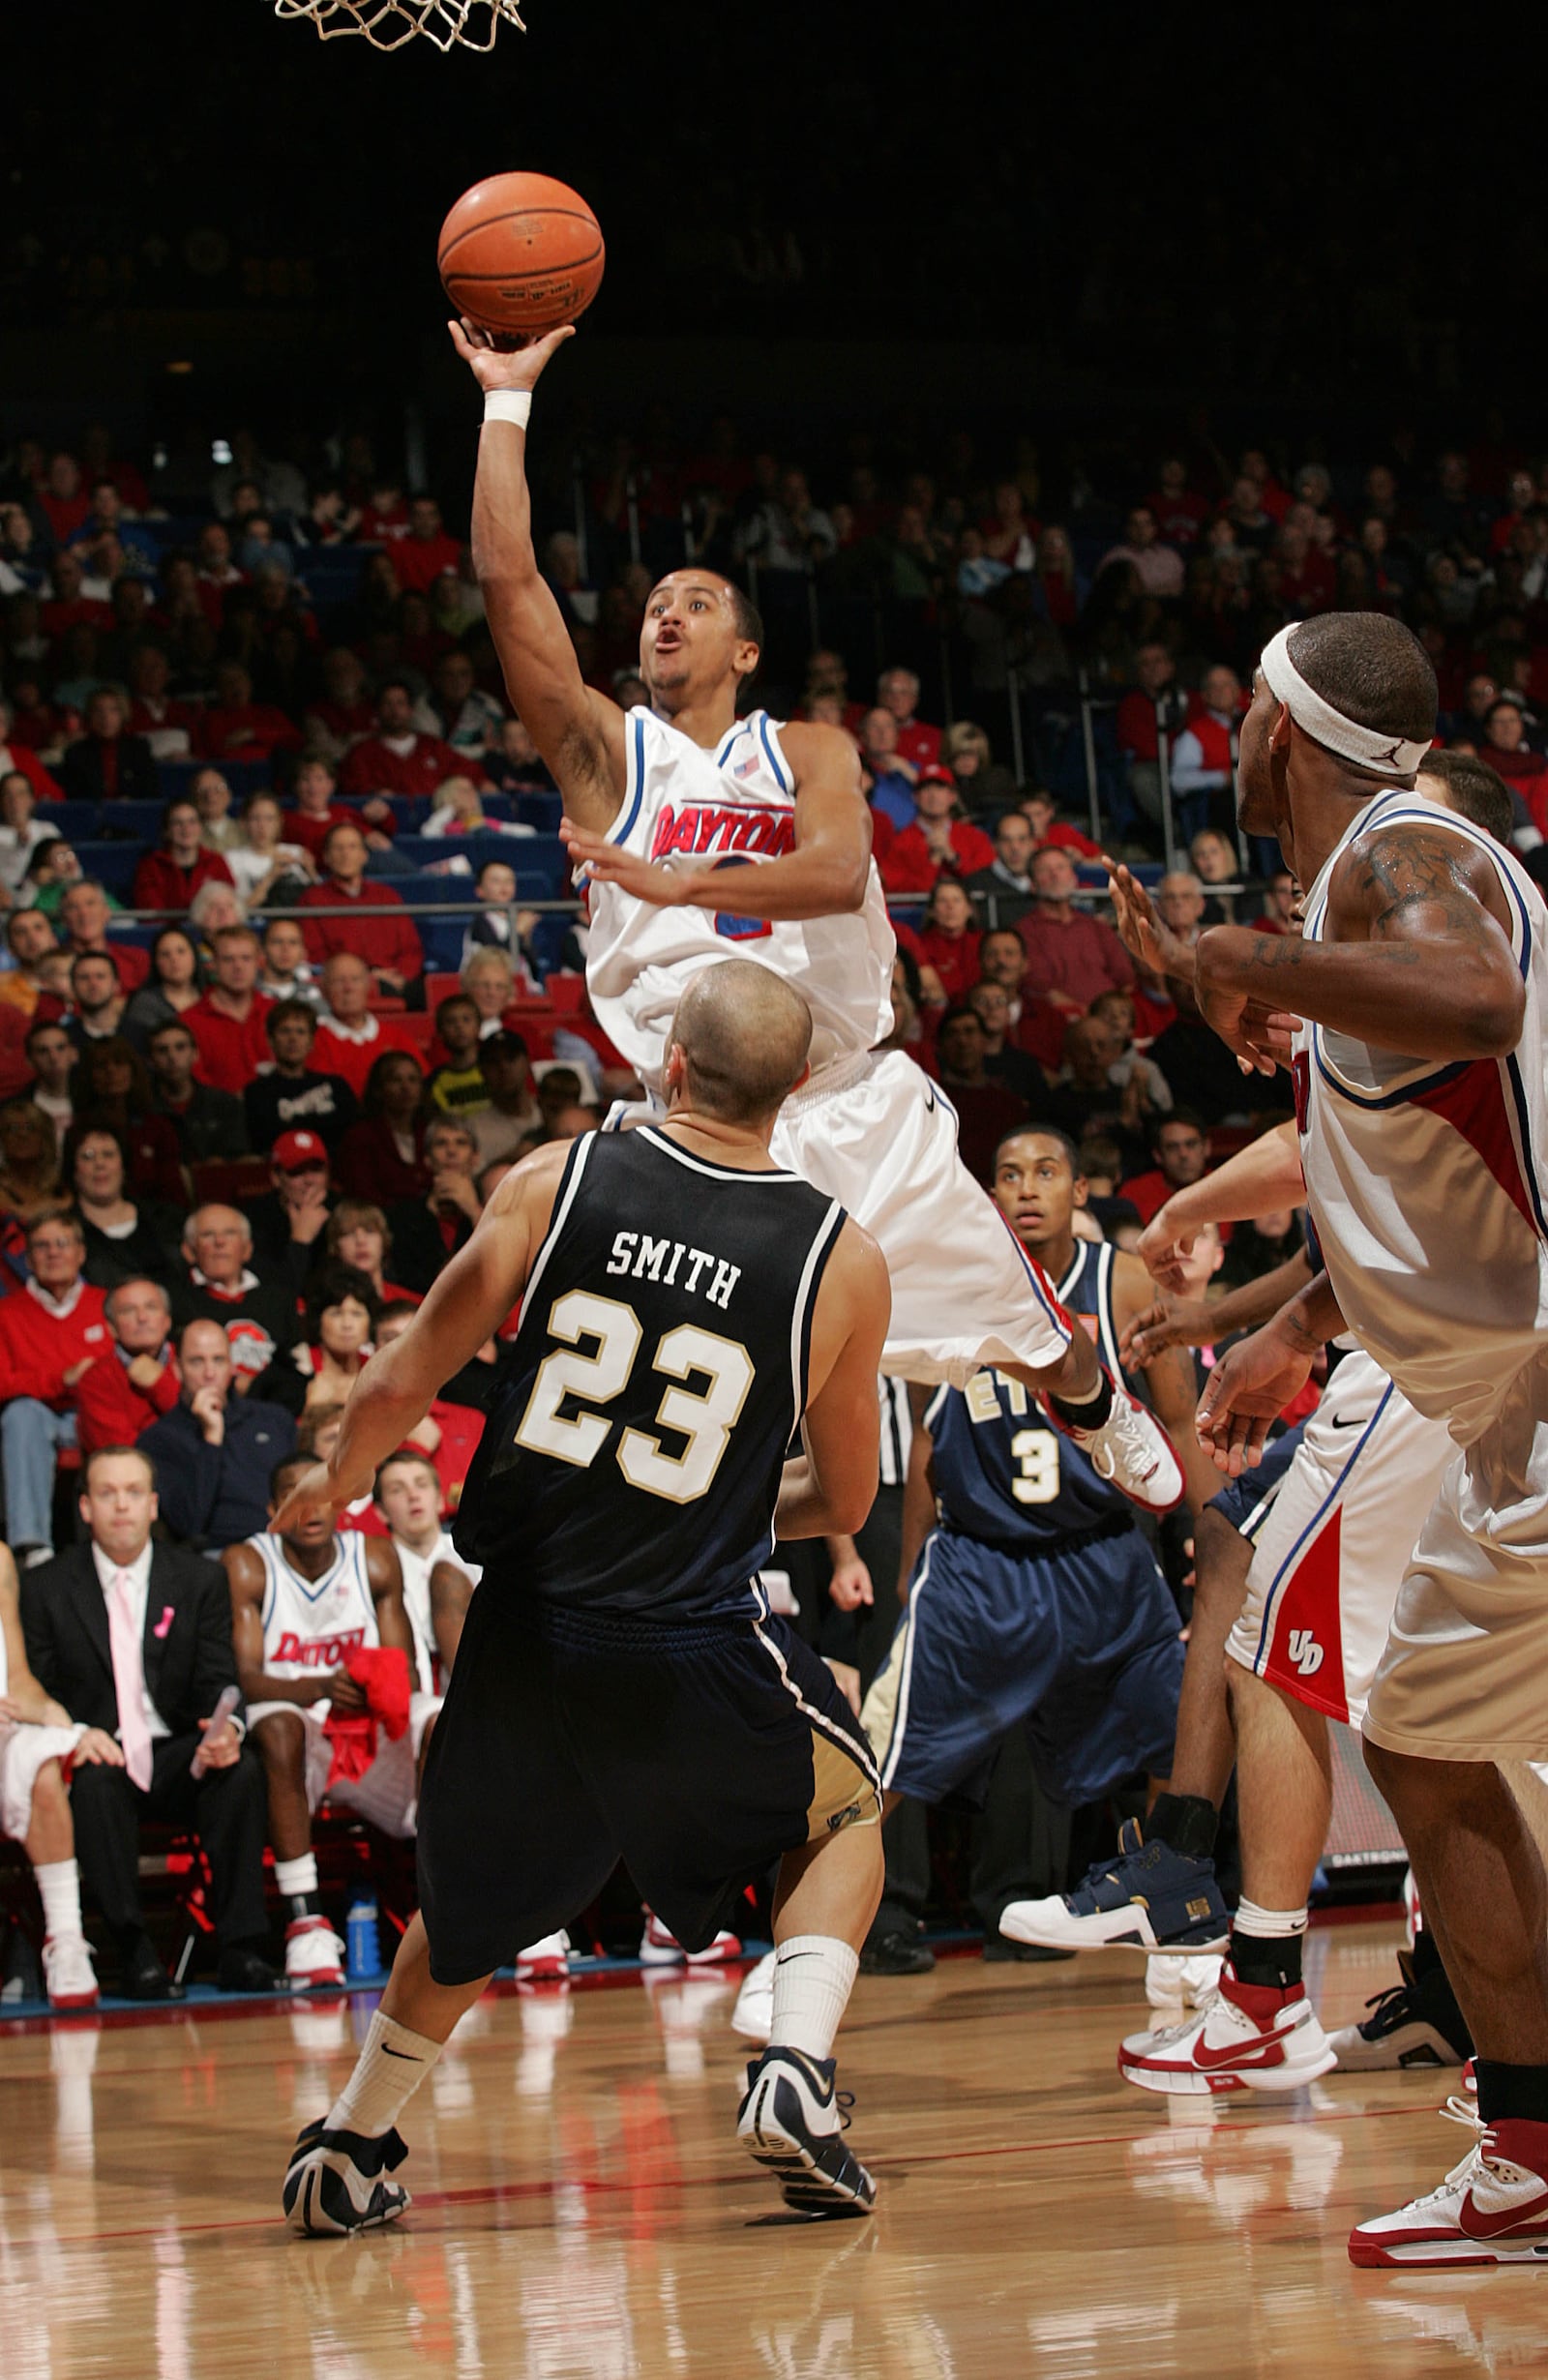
left=484, top=388, right=532, bottom=430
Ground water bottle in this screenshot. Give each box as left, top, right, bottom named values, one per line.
left=346, top=1894, right=380, bottom=1980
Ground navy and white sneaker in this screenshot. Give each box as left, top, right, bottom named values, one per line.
left=283, top=2118, right=411, bottom=2236
left=999, top=1819, right=1229, bottom=1955
left=736, top=2046, right=876, bottom=2216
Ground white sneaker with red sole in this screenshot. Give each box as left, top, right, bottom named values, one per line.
left=1119, top=1966, right=1337, bottom=2096
left=639, top=1912, right=743, bottom=1966
left=1350, top=2101, right=1548, bottom=2268
left=285, top=1913, right=345, bottom=1991
left=515, top=1931, right=571, bottom=1983
left=1056, top=1378, right=1185, bottom=1515
left=43, top=1932, right=99, bottom=2010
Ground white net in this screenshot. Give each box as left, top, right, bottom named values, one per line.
left=272, top=0, right=525, bottom=48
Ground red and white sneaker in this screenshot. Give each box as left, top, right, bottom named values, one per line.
left=1118, top=1966, right=1337, bottom=2096
left=1350, top=2101, right=1548, bottom=2268
left=43, top=1932, right=99, bottom=2010
left=1057, top=1375, right=1185, bottom=1515
left=515, top=1930, right=571, bottom=1983
left=639, top=1912, right=743, bottom=1967
left=285, top=1913, right=345, bottom=1992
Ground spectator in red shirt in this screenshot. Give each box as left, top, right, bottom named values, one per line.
left=932, top=1005, right=1029, bottom=1183
left=1018, top=788, right=1102, bottom=861
left=74, top=1273, right=180, bottom=1454
left=974, top=925, right=1069, bottom=1072
left=131, top=798, right=237, bottom=914
left=58, top=690, right=160, bottom=805
left=340, top=681, right=484, bottom=802
left=1479, top=701, right=1548, bottom=832
left=876, top=667, right=941, bottom=771
left=1118, top=1109, right=1212, bottom=1225
left=916, top=879, right=983, bottom=1003
left=0, top=1206, right=110, bottom=1562
left=879, top=767, right=996, bottom=895
left=40, top=550, right=112, bottom=643
left=311, top=953, right=425, bottom=1099
left=391, top=496, right=464, bottom=595
left=58, top=881, right=151, bottom=994
left=37, top=451, right=92, bottom=546
left=126, top=645, right=199, bottom=762
left=302, top=648, right=377, bottom=761
left=199, top=661, right=302, bottom=766
left=194, top=521, right=244, bottom=627
left=0, top=696, right=65, bottom=804
left=186, top=927, right=274, bottom=1095
left=335, top=1051, right=432, bottom=1205
left=1146, top=457, right=1210, bottom=548
left=281, top=755, right=389, bottom=861
left=298, top=821, right=423, bottom=997
left=1018, top=848, right=1136, bottom=1018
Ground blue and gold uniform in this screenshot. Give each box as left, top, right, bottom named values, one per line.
left=861, top=1240, right=1185, bottom=1808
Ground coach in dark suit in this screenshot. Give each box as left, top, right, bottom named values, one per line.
left=21, top=1443, right=275, bottom=1999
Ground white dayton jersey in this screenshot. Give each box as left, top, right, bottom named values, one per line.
left=1297, top=785, right=1548, bottom=1445
left=250, top=1530, right=378, bottom=1681
left=585, top=706, right=895, bottom=1098
left=0, top=1622, right=83, bottom=1845
left=392, top=1528, right=479, bottom=1697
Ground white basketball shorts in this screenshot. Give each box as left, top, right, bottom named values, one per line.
left=0, top=1716, right=84, bottom=1845
left=1225, top=1347, right=1454, bottom=1729
left=246, top=1692, right=441, bottom=1837
left=769, top=1050, right=1072, bottom=1386
left=1366, top=1343, right=1548, bottom=1762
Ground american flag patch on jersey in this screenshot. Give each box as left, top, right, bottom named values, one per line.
left=732, top=754, right=759, bottom=779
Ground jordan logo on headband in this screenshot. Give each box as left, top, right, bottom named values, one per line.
left=1260, top=626, right=1431, bottom=779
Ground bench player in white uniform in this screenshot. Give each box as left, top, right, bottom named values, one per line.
left=1192, top=611, right=1548, bottom=2266
left=226, top=1457, right=435, bottom=1990
left=443, top=316, right=1181, bottom=1511
left=0, top=1543, right=100, bottom=2008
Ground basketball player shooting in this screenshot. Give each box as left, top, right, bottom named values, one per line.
left=1179, top=611, right=1548, bottom=2269
left=275, top=963, right=895, bottom=2233
left=442, top=314, right=1182, bottom=1513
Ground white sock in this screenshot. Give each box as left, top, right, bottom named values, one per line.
left=326, top=2009, right=443, bottom=2139
left=276, top=1854, right=318, bottom=1901
left=767, top=1935, right=858, bottom=2063
left=36, top=1859, right=83, bottom=1941
left=1232, top=1897, right=1308, bottom=1940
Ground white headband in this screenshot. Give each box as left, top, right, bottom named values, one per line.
left=1259, top=626, right=1430, bottom=778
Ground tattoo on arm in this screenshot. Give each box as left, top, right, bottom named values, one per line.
left=1353, top=825, right=1502, bottom=950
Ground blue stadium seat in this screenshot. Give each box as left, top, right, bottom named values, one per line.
left=514, top=792, right=562, bottom=832
left=45, top=802, right=102, bottom=841
left=74, top=842, right=145, bottom=899
left=94, top=801, right=165, bottom=842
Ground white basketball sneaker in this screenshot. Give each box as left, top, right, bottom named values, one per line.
left=514, top=1931, right=571, bottom=1984
left=1119, top=1966, right=1337, bottom=2096
left=1350, top=2100, right=1548, bottom=2268
left=1060, top=1378, right=1185, bottom=1514
left=284, top=1914, right=346, bottom=1992
left=731, top=1949, right=776, bottom=2042
left=639, top=1911, right=743, bottom=1966
left=43, top=1932, right=100, bottom=2011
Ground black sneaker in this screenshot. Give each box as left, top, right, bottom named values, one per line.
left=736, top=2047, right=875, bottom=2216
left=283, top=2118, right=412, bottom=2235
left=1329, top=1949, right=1473, bottom=2071
left=983, top=1935, right=1075, bottom=1964
left=859, top=1929, right=935, bottom=1977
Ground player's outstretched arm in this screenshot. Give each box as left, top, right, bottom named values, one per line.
left=1196, top=821, right=1525, bottom=1063
left=272, top=1145, right=570, bottom=1534
left=562, top=722, right=873, bottom=922
left=1122, top=1246, right=1314, bottom=1367
left=449, top=318, right=626, bottom=833
left=1110, top=1251, right=1221, bottom=1518
left=1137, top=1117, right=1304, bottom=1293
left=775, top=1220, right=891, bottom=1539
left=1193, top=1268, right=1347, bottom=1476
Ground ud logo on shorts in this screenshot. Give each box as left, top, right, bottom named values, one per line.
left=1288, top=1628, right=1325, bottom=1678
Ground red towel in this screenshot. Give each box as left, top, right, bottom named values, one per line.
left=322, top=1645, right=412, bottom=1786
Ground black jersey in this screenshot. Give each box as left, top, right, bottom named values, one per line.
left=454, top=1125, right=847, bottom=1619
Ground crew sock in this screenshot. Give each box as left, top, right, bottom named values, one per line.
left=767, top=1935, right=859, bottom=2064
left=325, top=2009, right=443, bottom=2138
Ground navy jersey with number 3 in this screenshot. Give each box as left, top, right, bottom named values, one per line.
left=926, top=1241, right=1130, bottom=1548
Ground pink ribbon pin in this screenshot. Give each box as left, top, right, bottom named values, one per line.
left=152, top=1606, right=175, bottom=1640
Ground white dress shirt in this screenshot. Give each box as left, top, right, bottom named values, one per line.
left=91, top=1539, right=170, bottom=1741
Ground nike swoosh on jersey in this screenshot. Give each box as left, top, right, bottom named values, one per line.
left=1329, top=1413, right=1366, bottom=1430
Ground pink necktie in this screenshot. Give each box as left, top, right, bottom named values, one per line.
left=108, top=1571, right=154, bottom=1793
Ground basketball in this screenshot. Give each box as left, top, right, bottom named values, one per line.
left=437, top=171, right=605, bottom=338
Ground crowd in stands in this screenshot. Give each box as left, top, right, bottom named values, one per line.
left=2, top=400, right=1540, bottom=2002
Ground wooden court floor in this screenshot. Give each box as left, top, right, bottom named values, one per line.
left=3, top=1917, right=1542, bottom=2380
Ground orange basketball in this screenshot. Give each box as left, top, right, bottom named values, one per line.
left=437, top=171, right=605, bottom=338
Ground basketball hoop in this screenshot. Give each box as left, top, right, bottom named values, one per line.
left=272, top=0, right=524, bottom=49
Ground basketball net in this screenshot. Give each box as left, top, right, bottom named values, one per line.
left=272, top=0, right=524, bottom=48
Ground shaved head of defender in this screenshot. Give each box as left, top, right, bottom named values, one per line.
left=663, top=961, right=813, bottom=1123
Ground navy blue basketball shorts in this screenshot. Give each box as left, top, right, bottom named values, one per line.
left=859, top=1520, right=1184, bottom=1810
left=416, top=1589, right=881, bottom=1986
left=1205, top=1417, right=1305, bottom=1541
